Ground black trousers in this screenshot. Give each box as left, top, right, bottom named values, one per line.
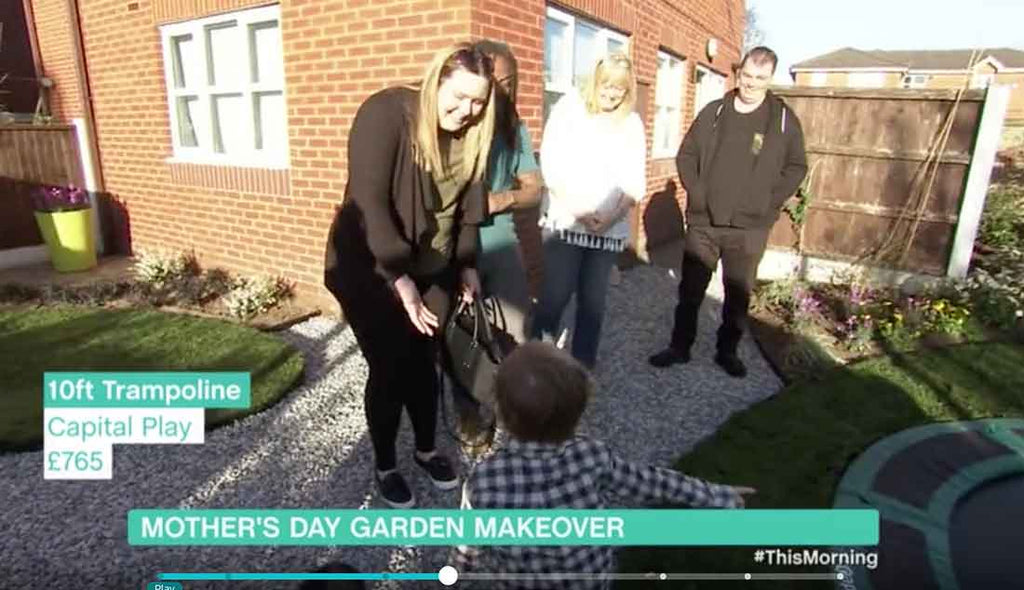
left=328, top=264, right=457, bottom=472
left=670, top=225, right=771, bottom=355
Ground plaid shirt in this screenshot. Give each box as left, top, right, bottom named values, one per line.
left=453, top=436, right=743, bottom=589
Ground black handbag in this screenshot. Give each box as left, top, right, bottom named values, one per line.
left=440, top=296, right=516, bottom=448
left=443, top=296, right=516, bottom=406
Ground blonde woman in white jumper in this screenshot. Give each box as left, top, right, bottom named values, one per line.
left=531, top=52, right=646, bottom=368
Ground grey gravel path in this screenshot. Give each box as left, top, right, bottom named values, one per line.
left=0, top=264, right=781, bottom=590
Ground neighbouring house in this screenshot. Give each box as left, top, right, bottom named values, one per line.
left=790, top=47, right=1024, bottom=128
left=5, top=0, right=743, bottom=311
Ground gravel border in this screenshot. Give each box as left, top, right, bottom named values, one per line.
left=0, top=264, right=781, bottom=589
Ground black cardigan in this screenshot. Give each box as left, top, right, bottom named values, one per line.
left=324, top=87, right=487, bottom=289
left=677, top=89, right=807, bottom=229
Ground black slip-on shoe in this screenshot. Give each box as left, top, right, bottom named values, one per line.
left=714, top=352, right=748, bottom=378
left=375, top=471, right=416, bottom=508
left=414, top=454, right=459, bottom=491
left=648, top=347, right=691, bottom=368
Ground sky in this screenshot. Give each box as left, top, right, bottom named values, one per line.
left=746, top=0, right=1024, bottom=85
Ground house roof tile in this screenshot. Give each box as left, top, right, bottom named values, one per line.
left=792, top=47, right=1024, bottom=71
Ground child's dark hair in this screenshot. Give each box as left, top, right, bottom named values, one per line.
left=495, top=342, right=592, bottom=443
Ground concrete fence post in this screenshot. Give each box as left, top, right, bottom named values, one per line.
left=947, top=84, right=1010, bottom=279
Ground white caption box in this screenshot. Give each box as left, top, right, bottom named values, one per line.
left=42, top=408, right=204, bottom=480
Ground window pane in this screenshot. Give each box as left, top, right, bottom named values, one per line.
left=669, top=106, right=681, bottom=148
left=175, top=95, right=200, bottom=147
left=206, top=21, right=243, bottom=87
left=656, top=55, right=680, bottom=107
left=254, top=91, right=286, bottom=158
left=544, top=19, right=569, bottom=86
left=695, top=70, right=725, bottom=115
left=607, top=37, right=624, bottom=55
left=250, top=20, right=283, bottom=84
left=654, top=106, right=668, bottom=152
left=211, top=93, right=246, bottom=154
left=171, top=34, right=199, bottom=89
left=573, top=22, right=600, bottom=87
left=655, top=57, right=667, bottom=105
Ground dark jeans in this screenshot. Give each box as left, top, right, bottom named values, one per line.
left=329, top=267, right=456, bottom=472
left=530, top=233, right=618, bottom=368
left=670, top=225, right=770, bottom=355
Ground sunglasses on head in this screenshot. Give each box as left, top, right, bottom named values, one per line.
left=451, top=47, right=494, bottom=73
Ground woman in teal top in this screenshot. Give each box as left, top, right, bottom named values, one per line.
left=473, top=40, right=543, bottom=343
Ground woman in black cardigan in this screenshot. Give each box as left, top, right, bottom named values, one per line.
left=324, top=44, right=496, bottom=508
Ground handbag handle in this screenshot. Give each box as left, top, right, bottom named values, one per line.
left=446, top=296, right=501, bottom=362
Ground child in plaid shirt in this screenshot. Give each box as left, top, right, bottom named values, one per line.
left=453, top=342, right=755, bottom=589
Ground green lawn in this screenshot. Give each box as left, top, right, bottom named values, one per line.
left=0, top=305, right=305, bottom=451
left=618, top=342, right=1024, bottom=589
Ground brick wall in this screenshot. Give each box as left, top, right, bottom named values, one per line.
left=471, top=0, right=546, bottom=145
left=30, top=0, right=85, bottom=120
left=33, top=0, right=742, bottom=314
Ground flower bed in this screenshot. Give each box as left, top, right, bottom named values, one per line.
left=752, top=277, right=990, bottom=381
left=0, top=250, right=318, bottom=331
left=752, top=169, right=1024, bottom=382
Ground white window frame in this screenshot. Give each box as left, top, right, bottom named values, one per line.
left=544, top=6, right=629, bottom=113
left=809, top=71, right=827, bottom=87
left=693, top=64, right=726, bottom=118
left=159, top=4, right=288, bottom=169
left=901, top=73, right=929, bottom=89
left=652, top=50, right=685, bottom=159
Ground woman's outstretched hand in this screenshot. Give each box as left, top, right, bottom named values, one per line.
left=393, top=274, right=439, bottom=336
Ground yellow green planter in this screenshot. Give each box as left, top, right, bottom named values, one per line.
left=34, top=209, right=97, bottom=272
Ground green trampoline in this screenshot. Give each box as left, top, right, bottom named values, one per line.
left=832, top=419, right=1024, bottom=590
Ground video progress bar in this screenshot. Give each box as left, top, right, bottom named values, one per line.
left=461, top=574, right=843, bottom=581
left=159, top=573, right=436, bottom=581
left=160, top=572, right=844, bottom=582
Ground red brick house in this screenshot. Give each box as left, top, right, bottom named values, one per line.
left=22, top=0, right=743, bottom=311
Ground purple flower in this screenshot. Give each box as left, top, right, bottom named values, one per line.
left=31, top=184, right=91, bottom=213
left=794, top=287, right=822, bottom=317
left=849, top=283, right=874, bottom=308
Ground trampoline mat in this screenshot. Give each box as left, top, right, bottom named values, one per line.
left=834, top=419, right=1024, bottom=590
left=949, top=474, right=1024, bottom=589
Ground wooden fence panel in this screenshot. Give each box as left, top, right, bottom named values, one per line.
left=770, top=88, right=986, bottom=275
left=0, top=125, right=83, bottom=250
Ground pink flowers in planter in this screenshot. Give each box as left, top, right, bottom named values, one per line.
left=31, top=184, right=91, bottom=213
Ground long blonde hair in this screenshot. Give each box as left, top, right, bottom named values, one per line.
left=412, top=43, right=496, bottom=182
left=580, top=51, right=637, bottom=120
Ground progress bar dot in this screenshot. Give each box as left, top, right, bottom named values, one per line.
left=744, top=573, right=752, bottom=580
left=439, top=566, right=458, bottom=586
left=838, top=573, right=845, bottom=581
left=659, top=573, right=667, bottom=580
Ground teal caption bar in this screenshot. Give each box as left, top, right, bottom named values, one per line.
left=128, top=509, right=878, bottom=546
left=44, top=372, right=250, bottom=408
left=158, top=573, right=436, bottom=581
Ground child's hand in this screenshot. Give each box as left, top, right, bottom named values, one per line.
left=732, top=486, right=757, bottom=507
